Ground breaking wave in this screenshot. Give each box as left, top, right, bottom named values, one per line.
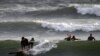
left=1, top=4, right=100, bottom=17
left=0, top=21, right=100, bottom=32
left=72, top=4, right=100, bottom=16
left=35, top=20, right=100, bottom=32
left=28, top=40, right=57, bottom=55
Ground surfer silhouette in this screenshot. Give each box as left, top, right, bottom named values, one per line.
left=64, top=34, right=71, bottom=41
left=88, top=33, right=95, bottom=41
left=29, top=37, right=35, bottom=48
left=21, top=37, right=29, bottom=50
left=21, top=37, right=25, bottom=50
left=71, top=35, right=79, bottom=41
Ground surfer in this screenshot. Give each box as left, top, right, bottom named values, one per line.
left=29, top=37, right=35, bottom=48
left=71, top=35, right=80, bottom=41
left=21, top=37, right=29, bottom=50
left=88, top=33, right=95, bottom=41
left=21, top=37, right=25, bottom=50
left=64, top=34, right=71, bottom=41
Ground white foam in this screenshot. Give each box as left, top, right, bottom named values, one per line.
left=0, top=4, right=59, bottom=12
left=34, top=20, right=100, bottom=32
left=28, top=40, right=57, bottom=55
left=71, top=4, right=100, bottom=16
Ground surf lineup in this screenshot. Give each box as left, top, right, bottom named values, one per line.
left=8, top=33, right=96, bottom=56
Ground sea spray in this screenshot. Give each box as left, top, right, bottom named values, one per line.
left=28, top=40, right=57, bottom=55
left=70, top=4, right=100, bottom=16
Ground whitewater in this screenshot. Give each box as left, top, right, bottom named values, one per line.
left=0, top=0, right=100, bottom=40
left=27, top=40, right=57, bottom=55
left=34, top=20, right=100, bottom=32
left=0, top=0, right=100, bottom=56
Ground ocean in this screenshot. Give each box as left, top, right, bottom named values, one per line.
left=0, top=0, right=100, bottom=41
left=0, top=0, right=100, bottom=56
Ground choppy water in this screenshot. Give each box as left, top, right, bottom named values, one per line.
left=0, top=0, right=100, bottom=41
left=0, top=0, right=100, bottom=56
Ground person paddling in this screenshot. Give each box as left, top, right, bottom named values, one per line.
left=72, top=35, right=80, bottom=41
left=64, top=34, right=71, bottom=41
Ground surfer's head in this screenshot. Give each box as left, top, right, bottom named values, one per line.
left=90, top=33, right=92, bottom=36
left=22, top=36, right=25, bottom=40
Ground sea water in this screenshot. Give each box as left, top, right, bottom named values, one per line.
left=0, top=0, right=100, bottom=56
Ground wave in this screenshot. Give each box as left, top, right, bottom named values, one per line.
left=72, top=4, right=100, bottom=16
left=0, top=21, right=100, bottom=32
left=34, top=20, right=100, bottom=32
left=38, top=4, right=100, bottom=17
left=0, top=4, right=100, bottom=17
left=32, top=4, right=100, bottom=17
left=0, top=22, right=42, bottom=32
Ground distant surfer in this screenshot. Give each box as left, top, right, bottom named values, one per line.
left=29, top=37, right=35, bottom=48
left=21, top=37, right=25, bottom=50
left=64, top=34, right=71, bottom=41
left=64, top=34, right=80, bottom=41
left=21, top=37, right=29, bottom=50
left=71, top=35, right=80, bottom=41
left=88, top=33, right=95, bottom=41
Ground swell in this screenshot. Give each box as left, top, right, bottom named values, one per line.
left=1, top=4, right=100, bottom=18
left=0, top=22, right=43, bottom=32
left=0, top=21, right=100, bottom=32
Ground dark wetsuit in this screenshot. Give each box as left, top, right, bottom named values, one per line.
left=88, top=36, right=95, bottom=41
left=21, top=38, right=29, bottom=49
left=65, top=36, right=71, bottom=41
left=29, top=38, right=34, bottom=48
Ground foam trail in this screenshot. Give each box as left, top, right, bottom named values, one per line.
left=28, top=40, right=57, bottom=55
